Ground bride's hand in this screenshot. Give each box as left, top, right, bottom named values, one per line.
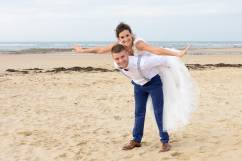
left=73, top=44, right=84, bottom=53
left=179, top=44, right=191, bottom=57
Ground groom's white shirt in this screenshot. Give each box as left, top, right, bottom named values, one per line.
left=114, top=52, right=168, bottom=85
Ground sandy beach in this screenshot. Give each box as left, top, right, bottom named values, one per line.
left=0, top=49, right=242, bottom=161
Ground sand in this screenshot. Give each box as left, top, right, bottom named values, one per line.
left=0, top=50, right=242, bottom=161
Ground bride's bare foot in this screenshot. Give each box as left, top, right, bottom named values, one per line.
left=73, top=45, right=84, bottom=53
left=179, top=44, right=191, bottom=57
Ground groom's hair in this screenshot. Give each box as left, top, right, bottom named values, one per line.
left=111, top=44, right=126, bottom=54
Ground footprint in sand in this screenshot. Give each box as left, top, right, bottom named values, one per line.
left=96, top=97, right=107, bottom=101
left=138, top=150, right=147, bottom=156
left=92, top=128, right=102, bottom=134
left=76, top=140, right=88, bottom=146
left=114, top=115, right=122, bottom=120
left=170, top=139, right=179, bottom=143
left=150, top=143, right=160, bottom=149
left=207, top=136, right=220, bottom=144
left=199, top=146, right=207, bottom=153
left=105, top=130, right=111, bottom=134
left=122, top=154, right=135, bottom=160
left=110, top=138, right=120, bottom=144
left=142, top=141, right=152, bottom=146
left=233, top=140, right=241, bottom=145
left=170, top=151, right=191, bottom=160
left=17, top=131, right=33, bottom=136
left=161, top=157, right=173, bottom=160
left=58, top=153, right=67, bottom=158
left=170, top=152, right=183, bottom=157
left=74, top=148, right=85, bottom=160
left=121, top=133, right=129, bottom=138
left=195, top=137, right=205, bottom=142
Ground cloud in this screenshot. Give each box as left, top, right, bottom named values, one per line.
left=1, top=0, right=242, bottom=19
left=0, top=0, right=242, bottom=41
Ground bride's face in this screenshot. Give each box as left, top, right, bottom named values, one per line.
left=118, top=30, right=133, bottom=48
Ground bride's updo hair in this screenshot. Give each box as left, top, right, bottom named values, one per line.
left=115, top=22, right=133, bottom=38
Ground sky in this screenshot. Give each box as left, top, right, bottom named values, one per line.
left=0, top=0, right=242, bottom=41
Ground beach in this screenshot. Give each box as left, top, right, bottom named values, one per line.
left=0, top=49, right=242, bottom=161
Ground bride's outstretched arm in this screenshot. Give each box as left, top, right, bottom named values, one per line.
left=135, top=41, right=190, bottom=57
left=73, top=43, right=115, bottom=54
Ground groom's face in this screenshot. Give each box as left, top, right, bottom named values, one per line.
left=112, top=50, right=129, bottom=69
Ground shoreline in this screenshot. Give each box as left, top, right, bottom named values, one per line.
left=1, top=47, right=242, bottom=55
left=1, top=51, right=242, bottom=73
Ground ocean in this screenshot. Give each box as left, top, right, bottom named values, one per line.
left=0, top=41, right=242, bottom=53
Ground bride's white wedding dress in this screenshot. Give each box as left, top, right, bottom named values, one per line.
left=132, top=38, right=199, bottom=132
left=157, top=51, right=199, bottom=132
left=133, top=46, right=199, bottom=132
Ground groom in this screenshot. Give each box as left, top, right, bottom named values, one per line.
left=111, top=44, right=171, bottom=152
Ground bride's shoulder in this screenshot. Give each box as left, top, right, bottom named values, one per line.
left=133, top=37, right=145, bottom=45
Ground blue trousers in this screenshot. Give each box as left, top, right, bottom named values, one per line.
left=132, top=75, right=169, bottom=143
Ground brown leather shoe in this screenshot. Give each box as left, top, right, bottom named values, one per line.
left=122, top=140, right=141, bottom=150
left=159, top=143, right=171, bottom=152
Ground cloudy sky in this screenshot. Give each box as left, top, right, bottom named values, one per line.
left=0, top=0, right=242, bottom=41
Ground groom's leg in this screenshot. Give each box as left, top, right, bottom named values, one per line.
left=149, top=76, right=169, bottom=144
left=132, top=82, right=149, bottom=143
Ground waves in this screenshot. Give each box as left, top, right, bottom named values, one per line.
left=1, top=41, right=242, bottom=54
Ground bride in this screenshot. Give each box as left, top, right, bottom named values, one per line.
left=73, top=22, right=199, bottom=131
